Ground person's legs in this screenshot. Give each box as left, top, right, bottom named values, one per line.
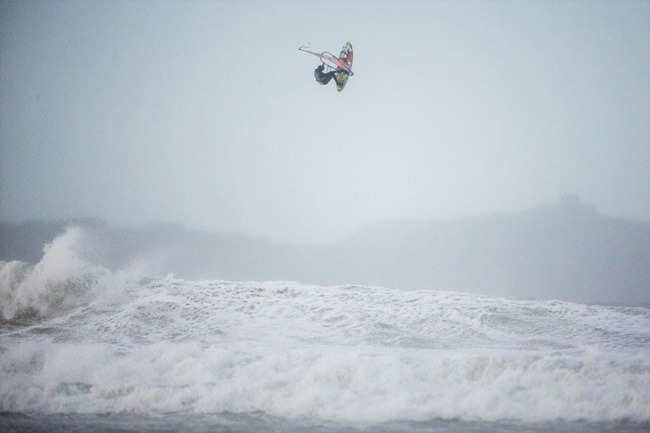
left=321, top=71, right=336, bottom=84
left=314, top=67, right=337, bottom=85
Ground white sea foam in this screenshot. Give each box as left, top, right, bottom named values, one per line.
left=2, top=338, right=649, bottom=423
left=1, top=230, right=650, bottom=424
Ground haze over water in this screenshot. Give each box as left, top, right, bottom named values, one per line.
left=1, top=0, right=649, bottom=242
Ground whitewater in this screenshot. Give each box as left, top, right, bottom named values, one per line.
left=1, top=227, right=649, bottom=432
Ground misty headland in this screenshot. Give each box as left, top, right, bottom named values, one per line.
left=2, top=195, right=648, bottom=307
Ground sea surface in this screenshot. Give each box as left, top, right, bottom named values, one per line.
left=1, top=227, right=649, bottom=432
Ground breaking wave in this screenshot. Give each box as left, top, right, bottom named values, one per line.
left=0, top=227, right=115, bottom=322
left=1, top=229, right=649, bottom=426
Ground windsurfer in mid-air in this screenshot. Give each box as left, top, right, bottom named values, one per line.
left=300, top=41, right=353, bottom=92
left=314, top=48, right=351, bottom=86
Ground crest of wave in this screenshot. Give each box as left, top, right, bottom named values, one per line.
left=0, top=226, right=112, bottom=321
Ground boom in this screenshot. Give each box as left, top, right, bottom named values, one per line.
left=299, top=45, right=354, bottom=75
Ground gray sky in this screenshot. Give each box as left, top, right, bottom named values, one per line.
left=1, top=0, right=649, bottom=243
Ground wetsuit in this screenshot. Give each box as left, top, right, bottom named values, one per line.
left=314, top=65, right=337, bottom=85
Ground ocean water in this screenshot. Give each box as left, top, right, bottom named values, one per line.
left=1, top=227, right=649, bottom=432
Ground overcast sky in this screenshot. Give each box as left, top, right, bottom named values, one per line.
left=1, top=0, right=649, bottom=243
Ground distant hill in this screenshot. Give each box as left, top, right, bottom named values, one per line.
left=323, top=197, right=650, bottom=305
left=2, top=197, right=649, bottom=306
